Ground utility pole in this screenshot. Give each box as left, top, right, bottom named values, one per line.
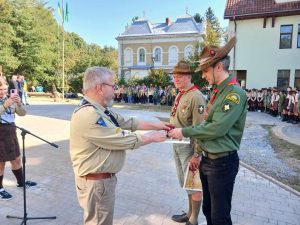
left=62, top=0, right=65, bottom=100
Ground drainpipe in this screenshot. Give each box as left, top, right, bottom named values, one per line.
left=233, top=17, right=237, bottom=77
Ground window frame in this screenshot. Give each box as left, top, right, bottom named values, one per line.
left=297, top=24, right=300, bottom=48
left=277, top=70, right=290, bottom=91
left=184, top=45, right=194, bottom=60
left=137, top=47, right=146, bottom=65
left=168, top=46, right=179, bottom=66
left=124, top=48, right=133, bottom=66
left=279, top=24, right=293, bottom=49
left=153, top=46, right=163, bottom=66
left=295, top=70, right=300, bottom=89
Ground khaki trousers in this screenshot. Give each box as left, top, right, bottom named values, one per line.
left=75, top=175, right=117, bottom=225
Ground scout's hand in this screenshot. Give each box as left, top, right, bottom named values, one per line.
left=158, top=121, right=174, bottom=131
left=189, top=156, right=200, bottom=172
left=168, top=128, right=183, bottom=140
left=151, top=130, right=168, bottom=142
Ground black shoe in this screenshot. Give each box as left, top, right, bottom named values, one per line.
left=171, top=212, right=189, bottom=223
left=185, top=221, right=198, bottom=225
left=17, top=180, right=37, bottom=188
left=0, top=189, right=13, bottom=200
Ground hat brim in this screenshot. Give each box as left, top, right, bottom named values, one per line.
left=197, top=36, right=237, bottom=72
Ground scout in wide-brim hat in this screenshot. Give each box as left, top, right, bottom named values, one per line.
left=196, top=36, right=237, bottom=72
left=172, top=60, right=193, bottom=75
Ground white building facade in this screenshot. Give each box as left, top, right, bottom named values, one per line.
left=224, top=0, right=300, bottom=90
left=116, top=15, right=204, bottom=80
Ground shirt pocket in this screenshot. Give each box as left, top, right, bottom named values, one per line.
left=180, top=100, right=191, bottom=118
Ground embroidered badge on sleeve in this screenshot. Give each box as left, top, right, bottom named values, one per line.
left=96, top=117, right=107, bottom=127
left=198, top=105, right=205, bottom=114
left=225, top=92, right=240, bottom=104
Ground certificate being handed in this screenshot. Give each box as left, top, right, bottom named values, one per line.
left=183, top=162, right=202, bottom=191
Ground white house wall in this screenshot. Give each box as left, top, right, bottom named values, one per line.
left=228, top=15, right=300, bottom=89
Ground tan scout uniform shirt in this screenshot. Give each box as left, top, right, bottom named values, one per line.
left=70, top=96, right=142, bottom=177
left=170, top=85, right=206, bottom=153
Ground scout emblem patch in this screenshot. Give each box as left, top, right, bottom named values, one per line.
left=198, top=105, right=205, bottom=114
left=225, top=92, right=240, bottom=104
left=96, top=117, right=107, bottom=127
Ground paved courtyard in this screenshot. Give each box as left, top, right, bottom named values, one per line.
left=0, top=102, right=299, bottom=225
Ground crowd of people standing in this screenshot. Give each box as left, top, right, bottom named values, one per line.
left=246, top=87, right=299, bottom=124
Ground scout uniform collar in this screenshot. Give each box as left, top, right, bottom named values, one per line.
left=171, top=84, right=200, bottom=117
left=83, top=96, right=106, bottom=112
left=83, top=96, right=120, bottom=127
left=216, top=74, right=236, bottom=93
left=203, top=74, right=239, bottom=121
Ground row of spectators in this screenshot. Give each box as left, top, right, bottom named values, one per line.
left=246, top=87, right=299, bottom=124
left=113, top=84, right=300, bottom=124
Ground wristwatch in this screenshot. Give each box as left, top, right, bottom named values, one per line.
left=193, top=152, right=200, bottom=158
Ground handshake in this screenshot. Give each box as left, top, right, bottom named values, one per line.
left=141, top=122, right=184, bottom=145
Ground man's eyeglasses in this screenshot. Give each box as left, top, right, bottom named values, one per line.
left=102, top=83, right=117, bottom=90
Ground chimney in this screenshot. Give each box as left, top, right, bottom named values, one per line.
left=166, top=17, right=170, bottom=26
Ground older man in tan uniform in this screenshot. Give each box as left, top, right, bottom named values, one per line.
left=70, top=66, right=169, bottom=225
left=170, top=61, right=206, bottom=225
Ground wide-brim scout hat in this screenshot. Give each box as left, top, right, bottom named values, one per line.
left=196, top=36, right=237, bottom=72
left=172, top=60, right=193, bottom=75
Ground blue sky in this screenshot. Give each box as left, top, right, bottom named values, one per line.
left=47, top=0, right=228, bottom=48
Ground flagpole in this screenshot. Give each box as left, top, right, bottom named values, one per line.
left=62, top=0, right=65, bottom=100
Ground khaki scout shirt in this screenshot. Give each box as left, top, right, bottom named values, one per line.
left=170, top=85, right=206, bottom=153
left=70, top=96, right=142, bottom=176
left=182, top=74, right=247, bottom=154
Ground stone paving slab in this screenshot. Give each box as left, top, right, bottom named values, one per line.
left=0, top=104, right=299, bottom=225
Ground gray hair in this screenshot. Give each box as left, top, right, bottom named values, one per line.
left=218, top=56, right=230, bottom=72
left=83, top=67, right=115, bottom=92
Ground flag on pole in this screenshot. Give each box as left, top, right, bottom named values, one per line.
left=65, top=2, right=69, bottom=22
left=57, top=2, right=63, bottom=21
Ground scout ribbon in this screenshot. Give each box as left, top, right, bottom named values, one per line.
left=203, top=77, right=240, bottom=121
left=171, top=85, right=200, bottom=117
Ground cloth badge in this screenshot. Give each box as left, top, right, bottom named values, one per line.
left=198, top=105, right=205, bottom=114
left=225, top=92, right=240, bottom=104
left=223, top=103, right=231, bottom=112
left=96, top=117, right=107, bottom=127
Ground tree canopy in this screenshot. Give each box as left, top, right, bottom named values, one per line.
left=0, top=0, right=118, bottom=93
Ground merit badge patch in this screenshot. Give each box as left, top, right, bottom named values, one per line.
left=198, top=105, right=205, bottom=114
left=223, top=103, right=231, bottom=112
left=225, top=92, right=240, bottom=104
left=96, top=117, right=107, bottom=127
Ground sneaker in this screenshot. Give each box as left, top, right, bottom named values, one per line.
left=17, top=180, right=37, bottom=188
left=0, top=189, right=13, bottom=200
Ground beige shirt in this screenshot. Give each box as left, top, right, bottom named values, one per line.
left=170, top=86, right=206, bottom=153
left=70, top=96, right=142, bottom=176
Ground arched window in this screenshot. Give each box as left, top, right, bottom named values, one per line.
left=154, top=47, right=162, bottom=62
left=138, top=48, right=146, bottom=63
left=184, top=45, right=194, bottom=60
left=168, top=46, right=178, bottom=65
left=124, top=48, right=133, bottom=66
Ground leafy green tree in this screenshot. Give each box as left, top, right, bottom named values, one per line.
left=146, top=69, right=171, bottom=87
left=193, top=13, right=203, bottom=23
left=203, top=7, right=223, bottom=47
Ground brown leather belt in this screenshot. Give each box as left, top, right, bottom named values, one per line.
left=202, top=151, right=236, bottom=160
left=81, top=173, right=115, bottom=180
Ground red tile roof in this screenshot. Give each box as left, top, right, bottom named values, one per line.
left=224, top=0, right=300, bottom=20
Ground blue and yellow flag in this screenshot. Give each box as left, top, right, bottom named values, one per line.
left=57, top=2, right=63, bottom=20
